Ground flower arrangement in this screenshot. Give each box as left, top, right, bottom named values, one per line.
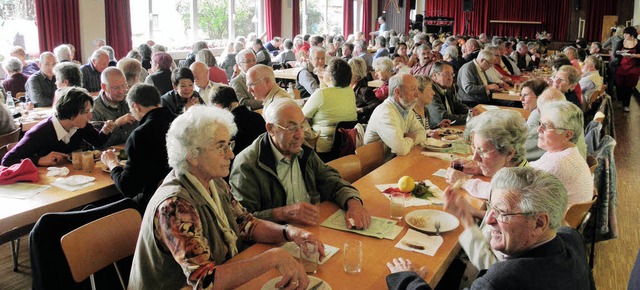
left=536, top=31, right=552, bottom=41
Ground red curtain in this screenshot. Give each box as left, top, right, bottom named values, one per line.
left=34, top=0, right=81, bottom=59
left=585, top=0, right=618, bottom=42
left=343, top=0, right=354, bottom=37
left=105, top=0, right=133, bottom=60
left=293, top=0, right=300, bottom=36
left=423, top=0, right=572, bottom=41
left=362, top=0, right=372, bottom=41
left=265, top=0, right=282, bottom=39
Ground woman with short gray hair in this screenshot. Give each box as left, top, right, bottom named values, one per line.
left=447, top=109, right=528, bottom=199
left=372, top=57, right=394, bottom=101
left=1, top=57, right=27, bottom=97
left=531, top=100, right=592, bottom=205
left=129, top=105, right=325, bottom=289
left=349, top=57, right=380, bottom=123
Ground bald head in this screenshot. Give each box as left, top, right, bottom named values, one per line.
left=537, top=87, right=566, bottom=108
left=100, top=67, right=127, bottom=103
left=91, top=49, right=110, bottom=73
left=40, top=52, right=57, bottom=78
left=246, top=64, right=276, bottom=100
left=189, top=61, right=209, bottom=88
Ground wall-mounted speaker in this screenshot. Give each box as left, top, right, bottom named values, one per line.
left=575, top=0, right=580, bottom=10
left=463, top=0, right=473, bottom=12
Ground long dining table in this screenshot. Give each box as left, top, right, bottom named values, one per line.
left=0, top=150, right=122, bottom=243
left=229, top=145, right=486, bottom=289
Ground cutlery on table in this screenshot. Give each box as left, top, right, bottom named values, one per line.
left=435, top=221, right=441, bottom=236
left=309, top=280, right=324, bottom=290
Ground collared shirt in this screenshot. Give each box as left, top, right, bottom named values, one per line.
left=51, top=115, right=77, bottom=144
left=80, top=62, right=102, bottom=92
left=25, top=70, right=56, bottom=107
left=389, top=97, right=411, bottom=119
left=195, top=80, right=219, bottom=106
left=268, top=137, right=307, bottom=204
left=473, top=59, right=490, bottom=96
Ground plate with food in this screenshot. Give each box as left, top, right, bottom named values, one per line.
left=438, top=128, right=464, bottom=136
left=376, top=176, right=444, bottom=206
left=261, top=276, right=331, bottom=290
left=421, top=138, right=452, bottom=151
left=97, top=160, right=127, bottom=173
left=405, top=209, right=459, bottom=233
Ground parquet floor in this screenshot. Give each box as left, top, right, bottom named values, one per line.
left=1, top=97, right=639, bottom=290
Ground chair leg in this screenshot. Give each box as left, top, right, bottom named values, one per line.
left=10, top=238, right=20, bottom=272
left=113, top=262, right=126, bottom=289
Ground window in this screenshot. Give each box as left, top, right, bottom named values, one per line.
left=300, top=0, right=344, bottom=35
left=0, top=0, right=39, bottom=55
left=130, top=0, right=258, bottom=50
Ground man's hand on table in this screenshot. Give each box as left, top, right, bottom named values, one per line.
left=274, top=202, right=319, bottom=226
left=285, top=225, right=327, bottom=260
left=386, top=257, right=428, bottom=277
left=345, top=198, right=372, bottom=229
left=37, top=151, right=69, bottom=166
left=100, top=150, right=121, bottom=171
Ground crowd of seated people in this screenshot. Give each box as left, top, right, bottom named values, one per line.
left=5, top=26, right=635, bottom=288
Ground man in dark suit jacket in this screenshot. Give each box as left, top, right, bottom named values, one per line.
left=101, top=83, right=177, bottom=213
left=462, top=39, right=481, bottom=64
left=427, top=61, right=472, bottom=128
left=457, top=50, right=500, bottom=107
left=385, top=167, right=594, bottom=290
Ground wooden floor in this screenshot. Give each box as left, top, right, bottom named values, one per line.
left=1, top=98, right=639, bottom=289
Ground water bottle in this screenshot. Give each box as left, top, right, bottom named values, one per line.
left=5, top=91, right=15, bottom=110
left=287, top=83, right=295, bottom=99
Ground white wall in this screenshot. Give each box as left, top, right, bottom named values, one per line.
left=78, top=0, right=106, bottom=62
left=634, top=0, right=640, bottom=25
left=281, top=0, right=293, bottom=38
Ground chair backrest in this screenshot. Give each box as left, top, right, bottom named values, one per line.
left=586, top=155, right=598, bottom=175
left=61, top=208, right=142, bottom=284
left=0, top=127, right=20, bottom=148
left=327, top=154, right=362, bottom=183
left=328, top=121, right=359, bottom=161
left=29, top=198, right=137, bottom=290
left=354, top=141, right=385, bottom=176
left=564, top=194, right=597, bottom=230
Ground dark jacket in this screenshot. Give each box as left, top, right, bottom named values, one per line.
left=231, top=105, right=266, bottom=156
left=147, top=69, right=173, bottom=95
left=427, top=83, right=470, bottom=128
left=110, top=107, right=177, bottom=212
left=354, top=79, right=380, bottom=123
left=160, top=90, right=204, bottom=115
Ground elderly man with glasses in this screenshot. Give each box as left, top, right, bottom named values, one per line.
left=245, top=64, right=290, bottom=116
left=230, top=49, right=263, bottom=110
left=386, top=167, right=594, bottom=290
left=457, top=50, right=501, bottom=107
left=91, top=67, right=138, bottom=147
left=229, top=98, right=371, bottom=230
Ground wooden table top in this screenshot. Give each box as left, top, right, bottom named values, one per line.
left=229, top=146, right=485, bottom=289
left=368, top=79, right=383, bottom=88
left=492, top=91, right=522, bottom=102
left=476, top=104, right=530, bottom=120
left=0, top=147, right=124, bottom=238
left=274, top=68, right=303, bottom=80
left=16, top=107, right=54, bottom=132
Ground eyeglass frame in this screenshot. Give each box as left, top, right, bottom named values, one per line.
left=486, top=200, right=536, bottom=223
left=275, top=123, right=305, bottom=133
left=537, top=121, right=567, bottom=132
left=470, top=145, right=497, bottom=159
left=247, top=77, right=266, bottom=88
left=204, top=141, right=235, bottom=155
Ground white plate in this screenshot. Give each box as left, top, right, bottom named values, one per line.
left=421, top=138, right=452, bottom=152
left=438, top=128, right=464, bottom=136
left=405, top=209, right=459, bottom=233
left=56, top=175, right=96, bottom=186
left=261, top=276, right=331, bottom=290
left=98, top=160, right=127, bottom=173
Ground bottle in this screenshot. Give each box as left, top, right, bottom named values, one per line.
left=5, top=91, right=15, bottom=110
left=287, top=83, right=295, bottom=99
left=466, top=109, right=473, bottom=124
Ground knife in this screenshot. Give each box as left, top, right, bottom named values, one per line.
left=309, top=280, right=324, bottom=290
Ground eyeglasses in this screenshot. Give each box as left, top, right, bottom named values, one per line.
left=275, top=123, right=305, bottom=132
left=486, top=200, right=534, bottom=223
left=538, top=121, right=566, bottom=132
left=551, top=76, right=569, bottom=84
left=109, top=84, right=127, bottom=91
left=247, top=77, right=265, bottom=88
left=207, top=141, right=235, bottom=155
left=471, top=145, right=496, bottom=159
left=240, top=59, right=256, bottom=64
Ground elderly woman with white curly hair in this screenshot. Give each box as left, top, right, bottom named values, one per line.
left=128, top=106, right=325, bottom=290
left=531, top=100, right=593, bottom=205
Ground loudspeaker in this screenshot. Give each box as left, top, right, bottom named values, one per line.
left=463, top=0, right=473, bottom=12
left=575, top=0, right=580, bottom=10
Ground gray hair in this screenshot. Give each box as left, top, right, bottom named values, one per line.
left=126, top=50, right=142, bottom=61
left=477, top=50, right=495, bottom=62
left=152, top=44, right=167, bottom=53
left=2, top=57, right=23, bottom=73
left=100, top=45, right=116, bottom=61
left=166, top=106, right=237, bottom=175
left=483, top=44, right=499, bottom=54
left=466, top=109, right=527, bottom=165
left=195, top=49, right=217, bottom=67
left=445, top=36, right=457, bottom=45
left=348, top=57, right=368, bottom=80
left=527, top=42, right=539, bottom=51
left=53, top=62, right=83, bottom=87
left=388, top=73, right=410, bottom=99
left=372, top=57, right=394, bottom=73
left=562, top=46, right=578, bottom=59
left=444, top=46, right=458, bottom=59
left=192, top=41, right=208, bottom=54
left=557, top=65, right=580, bottom=85
left=91, top=49, right=109, bottom=62
left=235, top=48, right=256, bottom=63
left=429, top=61, right=453, bottom=78
left=116, top=58, right=142, bottom=86
left=264, top=98, right=299, bottom=124
left=539, top=100, right=583, bottom=144
left=491, top=167, right=568, bottom=229
left=233, top=41, right=245, bottom=52
left=100, top=67, right=125, bottom=85
left=39, top=52, right=56, bottom=65
left=247, top=64, right=276, bottom=83
left=516, top=41, right=527, bottom=51
left=414, top=75, right=432, bottom=93
left=375, top=36, right=387, bottom=47
left=54, top=44, right=72, bottom=62
left=537, top=87, right=566, bottom=108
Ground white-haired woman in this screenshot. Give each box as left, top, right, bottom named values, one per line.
left=349, top=57, right=380, bottom=123
left=129, top=106, right=324, bottom=290
left=372, top=56, right=394, bottom=102
left=413, top=75, right=451, bottom=134
left=447, top=109, right=528, bottom=200
left=531, top=101, right=593, bottom=205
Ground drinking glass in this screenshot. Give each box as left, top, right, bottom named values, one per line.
left=299, top=241, right=319, bottom=274
left=81, top=151, right=95, bottom=173
left=71, top=151, right=83, bottom=170
left=390, top=192, right=405, bottom=220
left=343, top=239, right=363, bottom=273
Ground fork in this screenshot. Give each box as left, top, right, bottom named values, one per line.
left=435, top=221, right=441, bottom=236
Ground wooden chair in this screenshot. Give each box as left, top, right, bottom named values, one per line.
left=355, top=141, right=385, bottom=176
left=586, top=155, right=598, bottom=175
left=61, top=208, right=142, bottom=290
left=0, top=127, right=20, bottom=148
left=327, top=154, right=362, bottom=183
left=564, top=194, right=597, bottom=232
